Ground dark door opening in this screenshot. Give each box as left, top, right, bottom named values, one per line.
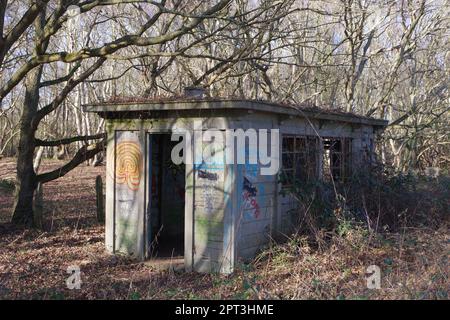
left=147, top=134, right=185, bottom=259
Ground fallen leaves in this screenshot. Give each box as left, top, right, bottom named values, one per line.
left=0, top=158, right=448, bottom=299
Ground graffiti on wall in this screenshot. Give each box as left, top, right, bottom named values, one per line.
left=195, top=163, right=225, bottom=216
left=198, top=169, right=218, bottom=181
left=242, top=175, right=261, bottom=219
left=116, top=141, right=142, bottom=191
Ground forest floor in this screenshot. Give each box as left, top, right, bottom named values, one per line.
left=0, top=158, right=448, bottom=300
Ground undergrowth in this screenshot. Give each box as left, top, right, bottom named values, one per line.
left=238, top=169, right=449, bottom=299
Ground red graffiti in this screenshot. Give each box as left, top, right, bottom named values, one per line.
left=243, top=190, right=260, bottom=219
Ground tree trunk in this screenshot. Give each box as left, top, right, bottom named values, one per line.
left=33, top=146, right=44, bottom=173
left=11, top=6, right=46, bottom=227
left=11, top=66, right=42, bottom=226
left=33, top=182, right=44, bottom=229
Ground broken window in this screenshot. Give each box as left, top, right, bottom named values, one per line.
left=281, top=135, right=319, bottom=186
left=322, top=137, right=352, bottom=182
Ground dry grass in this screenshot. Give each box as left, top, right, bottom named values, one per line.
left=0, top=158, right=448, bottom=299
left=247, top=227, right=448, bottom=299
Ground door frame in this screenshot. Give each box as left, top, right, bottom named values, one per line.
left=144, top=131, right=194, bottom=270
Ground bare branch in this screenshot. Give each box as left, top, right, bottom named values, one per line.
left=36, top=139, right=105, bottom=184
left=35, top=133, right=106, bottom=147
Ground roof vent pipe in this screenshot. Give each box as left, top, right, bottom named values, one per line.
left=184, top=86, right=205, bottom=98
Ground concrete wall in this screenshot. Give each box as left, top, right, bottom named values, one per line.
left=224, top=113, right=279, bottom=262
left=105, top=128, right=146, bottom=259
left=104, top=116, right=234, bottom=272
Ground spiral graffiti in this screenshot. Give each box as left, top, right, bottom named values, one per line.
left=116, top=141, right=142, bottom=191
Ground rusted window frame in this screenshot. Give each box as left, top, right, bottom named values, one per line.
left=281, top=134, right=320, bottom=186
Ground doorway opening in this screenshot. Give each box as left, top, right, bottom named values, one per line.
left=147, top=134, right=185, bottom=262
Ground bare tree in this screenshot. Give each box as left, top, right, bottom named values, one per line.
left=1, top=0, right=234, bottom=226
left=0, top=0, right=448, bottom=227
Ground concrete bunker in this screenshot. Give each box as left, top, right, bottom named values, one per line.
left=85, top=98, right=387, bottom=273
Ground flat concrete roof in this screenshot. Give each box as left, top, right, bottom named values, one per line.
left=83, top=98, right=388, bottom=127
